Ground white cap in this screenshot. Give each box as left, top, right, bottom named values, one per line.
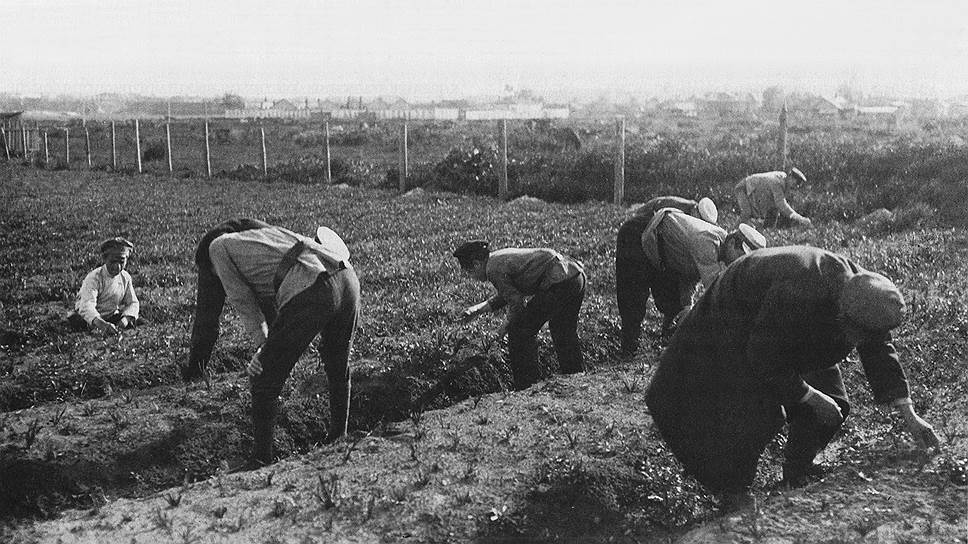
left=696, top=197, right=718, bottom=224
left=315, top=226, right=351, bottom=261
left=737, top=223, right=767, bottom=254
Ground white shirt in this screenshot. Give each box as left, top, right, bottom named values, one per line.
left=74, top=266, right=140, bottom=324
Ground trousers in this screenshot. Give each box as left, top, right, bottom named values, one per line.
left=507, top=272, right=586, bottom=390
left=615, top=215, right=689, bottom=354
left=249, top=266, right=360, bottom=465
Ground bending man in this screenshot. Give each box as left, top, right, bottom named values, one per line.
left=734, top=167, right=811, bottom=227
left=454, top=241, right=586, bottom=390
left=183, top=219, right=360, bottom=470
left=645, top=246, right=940, bottom=510
left=619, top=205, right=765, bottom=354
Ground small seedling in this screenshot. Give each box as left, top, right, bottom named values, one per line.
left=50, top=406, right=69, bottom=426
left=446, top=431, right=461, bottom=452
left=414, top=467, right=431, bottom=488
left=271, top=498, right=289, bottom=518
left=176, top=525, right=198, bottom=544
left=409, top=409, right=424, bottom=427
left=389, top=486, right=409, bottom=502
left=263, top=471, right=274, bottom=488
left=315, top=473, right=340, bottom=510
left=165, top=490, right=183, bottom=509
left=563, top=428, right=579, bottom=449
left=621, top=373, right=640, bottom=394
left=152, top=508, right=174, bottom=534
left=363, top=494, right=376, bottom=522
left=23, top=419, right=43, bottom=450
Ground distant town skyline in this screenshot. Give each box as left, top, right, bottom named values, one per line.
left=3, top=0, right=966, bottom=101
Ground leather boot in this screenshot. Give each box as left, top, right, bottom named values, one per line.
left=251, top=394, right=278, bottom=467
left=327, top=380, right=351, bottom=442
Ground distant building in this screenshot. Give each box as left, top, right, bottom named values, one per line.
left=700, top=92, right=758, bottom=116
left=806, top=96, right=851, bottom=117
left=658, top=100, right=698, bottom=117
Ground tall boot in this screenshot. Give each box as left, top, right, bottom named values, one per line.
left=250, top=394, right=279, bottom=467
left=327, top=379, right=351, bottom=442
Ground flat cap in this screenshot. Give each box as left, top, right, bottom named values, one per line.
left=841, top=271, right=906, bottom=333
left=453, top=240, right=490, bottom=261
left=99, top=237, right=134, bottom=255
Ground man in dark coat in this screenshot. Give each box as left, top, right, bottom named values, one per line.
left=645, top=246, right=940, bottom=509
left=182, top=219, right=360, bottom=470
left=616, top=196, right=719, bottom=355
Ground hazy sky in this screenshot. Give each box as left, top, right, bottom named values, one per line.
left=2, top=0, right=966, bottom=100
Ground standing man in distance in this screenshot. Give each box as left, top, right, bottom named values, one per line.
left=182, top=218, right=360, bottom=470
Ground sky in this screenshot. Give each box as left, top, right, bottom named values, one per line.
left=2, top=0, right=967, bottom=101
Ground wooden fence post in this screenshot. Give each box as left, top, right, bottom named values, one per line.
left=111, top=121, right=118, bottom=170
left=323, top=121, right=332, bottom=184
left=204, top=120, right=212, bottom=178
left=165, top=122, right=173, bottom=174
left=65, top=127, right=70, bottom=167
left=22, top=127, right=28, bottom=155
left=778, top=102, right=788, bottom=170
left=613, top=117, right=625, bottom=206
left=43, top=130, right=49, bottom=165
left=398, top=122, right=408, bottom=191
left=260, top=126, right=268, bottom=177
left=498, top=119, right=508, bottom=200
left=1, top=128, right=9, bottom=160
left=84, top=128, right=92, bottom=167
left=134, top=119, right=142, bottom=173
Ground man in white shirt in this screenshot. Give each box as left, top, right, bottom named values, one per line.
left=633, top=209, right=766, bottom=345
left=67, top=237, right=141, bottom=335
left=183, top=219, right=360, bottom=470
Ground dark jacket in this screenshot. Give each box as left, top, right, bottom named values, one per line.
left=645, top=246, right=909, bottom=491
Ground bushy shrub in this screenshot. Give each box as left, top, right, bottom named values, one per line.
left=141, top=140, right=166, bottom=162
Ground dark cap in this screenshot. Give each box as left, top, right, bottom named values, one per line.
left=99, top=237, right=134, bottom=255
left=453, top=240, right=490, bottom=265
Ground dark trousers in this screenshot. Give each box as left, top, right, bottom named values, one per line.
left=615, top=217, right=689, bottom=354
left=507, top=272, right=586, bottom=390
left=783, top=366, right=851, bottom=472
left=655, top=364, right=851, bottom=494
left=249, top=267, right=360, bottom=465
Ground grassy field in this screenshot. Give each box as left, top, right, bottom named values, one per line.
left=1, top=116, right=967, bottom=541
